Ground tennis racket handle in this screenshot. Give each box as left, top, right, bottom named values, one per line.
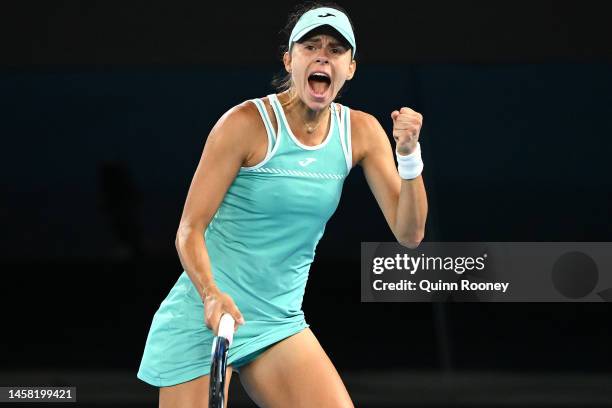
left=218, top=313, right=235, bottom=346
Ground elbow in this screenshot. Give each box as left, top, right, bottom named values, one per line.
left=397, top=231, right=424, bottom=249
left=175, top=223, right=204, bottom=252
left=175, top=233, right=182, bottom=255
left=175, top=224, right=192, bottom=252
left=398, top=239, right=422, bottom=249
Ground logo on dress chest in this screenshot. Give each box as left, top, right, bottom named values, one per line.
left=298, top=158, right=317, bottom=167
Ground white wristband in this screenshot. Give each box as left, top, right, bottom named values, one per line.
left=396, top=142, right=423, bottom=180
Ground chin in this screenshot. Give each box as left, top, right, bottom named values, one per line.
left=302, top=87, right=335, bottom=111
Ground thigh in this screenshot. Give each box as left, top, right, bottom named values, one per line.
left=159, top=365, right=233, bottom=408
left=238, top=328, right=354, bottom=408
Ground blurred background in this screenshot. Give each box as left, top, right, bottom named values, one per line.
left=1, top=1, right=611, bottom=406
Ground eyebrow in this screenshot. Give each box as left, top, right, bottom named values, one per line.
left=302, top=37, right=346, bottom=47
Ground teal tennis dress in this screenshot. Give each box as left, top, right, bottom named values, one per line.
left=137, top=93, right=353, bottom=387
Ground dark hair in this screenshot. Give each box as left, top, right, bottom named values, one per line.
left=270, top=1, right=356, bottom=100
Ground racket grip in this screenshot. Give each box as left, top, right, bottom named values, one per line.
left=218, top=313, right=235, bottom=346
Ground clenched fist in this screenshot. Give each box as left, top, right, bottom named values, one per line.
left=391, top=107, right=423, bottom=156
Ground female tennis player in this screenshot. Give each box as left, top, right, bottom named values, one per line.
left=137, top=2, right=428, bottom=406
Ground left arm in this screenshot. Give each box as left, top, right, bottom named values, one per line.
left=354, top=108, right=428, bottom=248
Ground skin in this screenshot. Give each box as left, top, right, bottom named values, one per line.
left=164, top=31, right=428, bottom=407
left=280, top=33, right=356, bottom=139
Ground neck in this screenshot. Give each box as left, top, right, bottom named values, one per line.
left=280, top=89, right=330, bottom=133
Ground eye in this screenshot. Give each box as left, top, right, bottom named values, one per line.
left=304, top=45, right=315, bottom=51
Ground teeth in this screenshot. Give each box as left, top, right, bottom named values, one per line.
left=311, top=72, right=329, bottom=78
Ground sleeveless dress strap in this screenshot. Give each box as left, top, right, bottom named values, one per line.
left=344, top=105, right=352, bottom=171
left=267, top=94, right=286, bottom=135
left=250, top=98, right=276, bottom=155
left=334, top=103, right=352, bottom=173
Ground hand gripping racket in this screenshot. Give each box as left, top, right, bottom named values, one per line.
left=209, top=313, right=235, bottom=408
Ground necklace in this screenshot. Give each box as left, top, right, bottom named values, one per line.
left=302, top=106, right=330, bottom=133
left=304, top=119, right=321, bottom=134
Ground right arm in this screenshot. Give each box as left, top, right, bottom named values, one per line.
left=175, top=101, right=257, bottom=332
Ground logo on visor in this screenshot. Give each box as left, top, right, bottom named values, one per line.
left=318, top=13, right=335, bottom=17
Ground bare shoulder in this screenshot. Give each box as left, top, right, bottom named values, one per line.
left=206, top=99, right=267, bottom=165
left=212, top=99, right=260, bottom=138
left=347, top=108, right=389, bottom=166
left=349, top=108, right=380, bottom=133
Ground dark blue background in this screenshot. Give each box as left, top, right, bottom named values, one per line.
left=2, top=1, right=612, bottom=406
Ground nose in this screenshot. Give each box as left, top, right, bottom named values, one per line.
left=315, top=55, right=329, bottom=64
left=314, top=48, right=330, bottom=64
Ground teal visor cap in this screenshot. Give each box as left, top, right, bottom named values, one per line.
left=288, top=7, right=356, bottom=58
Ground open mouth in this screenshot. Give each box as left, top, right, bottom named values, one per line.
left=307, top=72, right=331, bottom=96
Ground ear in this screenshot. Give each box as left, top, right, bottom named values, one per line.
left=346, top=59, right=357, bottom=81
left=283, top=52, right=292, bottom=73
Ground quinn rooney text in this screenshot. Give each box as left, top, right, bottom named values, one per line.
left=372, top=279, right=510, bottom=293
